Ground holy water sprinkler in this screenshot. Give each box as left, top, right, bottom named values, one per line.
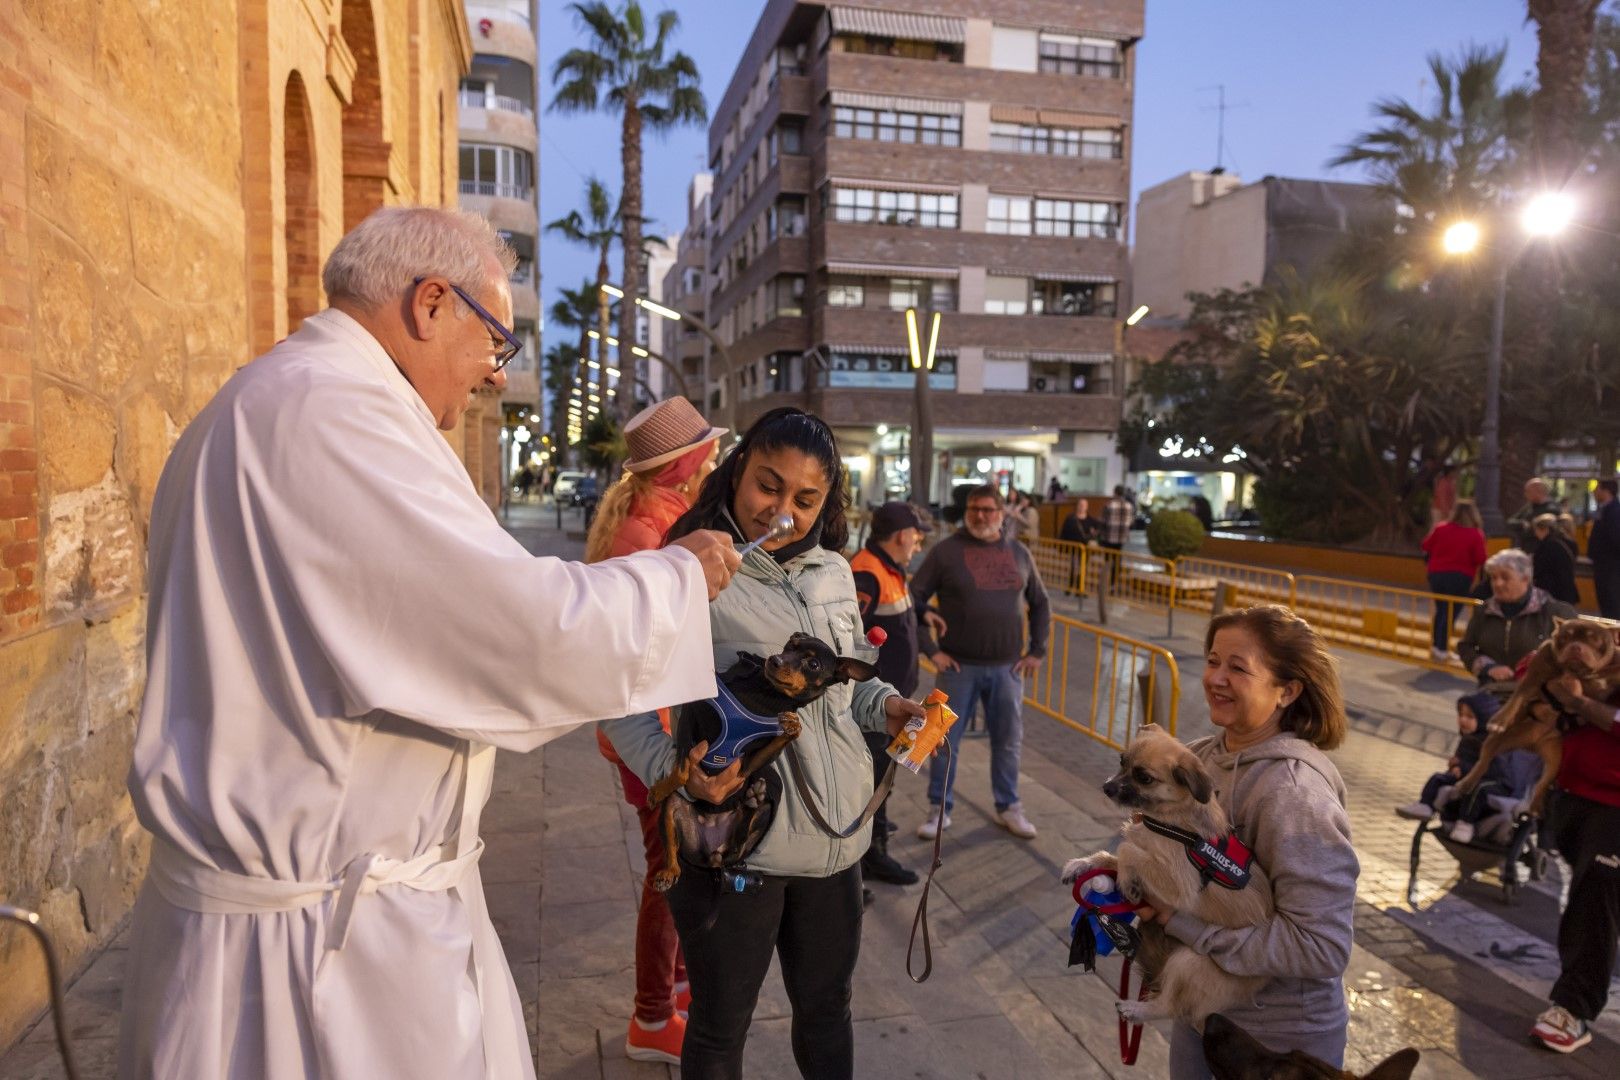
left=736, top=513, right=795, bottom=558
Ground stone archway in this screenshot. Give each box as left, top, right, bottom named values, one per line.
left=341, top=0, right=389, bottom=230
left=283, top=71, right=320, bottom=329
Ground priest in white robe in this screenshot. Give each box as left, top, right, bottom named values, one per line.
left=117, top=207, right=740, bottom=1079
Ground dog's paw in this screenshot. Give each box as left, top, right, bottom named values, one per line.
left=651, top=869, right=679, bottom=893
left=1061, top=856, right=1098, bottom=884
left=1116, top=999, right=1151, bottom=1025
left=780, top=711, right=801, bottom=737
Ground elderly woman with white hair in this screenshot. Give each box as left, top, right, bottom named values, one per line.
left=1457, top=547, right=1577, bottom=683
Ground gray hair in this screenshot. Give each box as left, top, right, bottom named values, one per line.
left=322, top=206, right=517, bottom=309
left=1485, top=548, right=1532, bottom=580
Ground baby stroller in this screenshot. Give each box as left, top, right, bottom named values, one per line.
left=1406, top=748, right=1548, bottom=905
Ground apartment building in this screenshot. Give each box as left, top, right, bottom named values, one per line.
left=661, top=174, right=716, bottom=413
left=458, top=1, right=543, bottom=486
left=700, top=0, right=1143, bottom=503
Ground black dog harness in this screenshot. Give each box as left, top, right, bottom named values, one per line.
left=691, top=679, right=788, bottom=774
left=1140, top=816, right=1255, bottom=890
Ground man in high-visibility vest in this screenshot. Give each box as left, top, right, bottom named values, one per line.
left=850, top=502, right=945, bottom=885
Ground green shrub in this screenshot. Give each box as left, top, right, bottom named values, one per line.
left=1146, top=509, right=1206, bottom=559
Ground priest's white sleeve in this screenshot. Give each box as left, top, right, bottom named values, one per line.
left=225, top=375, right=716, bottom=750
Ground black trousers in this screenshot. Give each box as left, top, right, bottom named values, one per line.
left=1426, top=571, right=1473, bottom=652
left=664, top=863, right=863, bottom=1079
left=1595, top=566, right=1620, bottom=620
left=1548, top=790, right=1620, bottom=1021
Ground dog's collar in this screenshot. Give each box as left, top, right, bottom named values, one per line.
left=1139, top=816, right=1254, bottom=891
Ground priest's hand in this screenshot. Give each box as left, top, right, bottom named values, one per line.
left=671, top=530, right=742, bottom=600
left=683, top=742, right=744, bottom=803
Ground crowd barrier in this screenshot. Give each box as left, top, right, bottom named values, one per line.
left=1021, top=615, right=1180, bottom=749
left=1025, top=538, right=1484, bottom=673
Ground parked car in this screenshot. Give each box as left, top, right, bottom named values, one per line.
left=552, top=471, right=587, bottom=501
left=570, top=475, right=600, bottom=507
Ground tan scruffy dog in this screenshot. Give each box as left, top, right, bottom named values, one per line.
left=1062, top=725, right=1275, bottom=1030
left=1457, top=617, right=1620, bottom=816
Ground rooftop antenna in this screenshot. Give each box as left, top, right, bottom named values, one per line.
left=1198, top=84, right=1250, bottom=175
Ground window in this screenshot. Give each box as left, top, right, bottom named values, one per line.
left=827, top=186, right=959, bottom=228
left=766, top=275, right=806, bottom=319
left=888, top=278, right=922, bottom=310
left=930, top=279, right=957, bottom=311
left=832, top=106, right=961, bottom=147
left=769, top=121, right=804, bottom=164
left=987, top=195, right=1033, bottom=235
left=990, top=122, right=1079, bottom=157
left=1038, top=34, right=1122, bottom=78
left=984, top=275, right=1030, bottom=316
left=1033, top=198, right=1121, bottom=239
left=827, top=277, right=866, bottom=307
left=1032, top=280, right=1118, bottom=317
left=769, top=197, right=806, bottom=240
left=1028, top=360, right=1111, bottom=394
left=837, top=35, right=962, bottom=63
left=1081, top=128, right=1123, bottom=159
left=458, top=144, right=534, bottom=198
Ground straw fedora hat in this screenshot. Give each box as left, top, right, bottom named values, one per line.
left=622, top=397, right=728, bottom=474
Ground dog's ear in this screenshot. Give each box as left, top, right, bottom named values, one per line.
left=1139, top=723, right=1163, bottom=737
left=1610, top=625, right=1620, bottom=649
left=1552, top=614, right=1569, bottom=631
left=835, top=656, right=879, bottom=683
left=1362, top=1048, right=1420, bottom=1080
left=784, top=632, right=817, bottom=650
left=1172, top=762, right=1213, bottom=804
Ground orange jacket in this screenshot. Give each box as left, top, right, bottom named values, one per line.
left=596, top=485, right=689, bottom=762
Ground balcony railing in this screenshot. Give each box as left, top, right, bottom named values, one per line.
left=459, top=91, right=535, bottom=119
left=459, top=180, right=533, bottom=200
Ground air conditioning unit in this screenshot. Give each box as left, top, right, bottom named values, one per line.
left=1032, top=377, right=1049, bottom=392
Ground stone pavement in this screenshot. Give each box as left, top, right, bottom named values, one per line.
left=5, top=501, right=1619, bottom=1079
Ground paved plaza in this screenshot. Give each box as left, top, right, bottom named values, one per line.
left=4, top=503, right=1619, bottom=1079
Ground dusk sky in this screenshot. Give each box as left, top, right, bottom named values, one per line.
left=535, top=0, right=1540, bottom=340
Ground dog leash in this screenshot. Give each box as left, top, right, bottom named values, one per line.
left=1068, top=868, right=1148, bottom=1066
left=783, top=734, right=953, bottom=984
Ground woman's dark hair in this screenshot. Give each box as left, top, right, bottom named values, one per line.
left=665, top=407, right=849, bottom=552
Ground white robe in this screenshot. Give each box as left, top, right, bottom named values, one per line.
left=117, top=309, right=716, bottom=1079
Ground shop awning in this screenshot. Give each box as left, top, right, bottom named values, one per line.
left=829, top=6, right=966, bottom=44
left=991, top=270, right=1117, bottom=284
left=829, top=342, right=959, bottom=358
left=828, top=90, right=961, bottom=115
left=826, top=261, right=959, bottom=280
left=1039, top=108, right=1122, bottom=129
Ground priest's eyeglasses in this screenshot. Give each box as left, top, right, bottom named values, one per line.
left=412, top=277, right=523, bottom=371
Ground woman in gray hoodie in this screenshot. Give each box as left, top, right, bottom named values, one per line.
left=1144, top=605, right=1359, bottom=1078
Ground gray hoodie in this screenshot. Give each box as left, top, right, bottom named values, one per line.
left=1163, top=733, right=1359, bottom=1045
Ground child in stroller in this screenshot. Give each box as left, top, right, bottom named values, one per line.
left=1396, top=691, right=1540, bottom=843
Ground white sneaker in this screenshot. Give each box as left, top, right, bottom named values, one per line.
left=1394, top=802, right=1434, bottom=820
left=1447, top=820, right=1475, bottom=844
left=916, top=809, right=952, bottom=840
left=995, top=802, right=1038, bottom=839
left=1431, top=647, right=1449, bottom=661
left=1531, top=1004, right=1593, bottom=1053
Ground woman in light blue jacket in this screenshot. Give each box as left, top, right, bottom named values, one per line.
left=602, top=408, right=922, bottom=1080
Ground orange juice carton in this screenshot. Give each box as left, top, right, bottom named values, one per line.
left=887, top=689, right=958, bottom=774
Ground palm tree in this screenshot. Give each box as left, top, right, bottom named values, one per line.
left=545, top=177, right=620, bottom=379
left=550, top=281, right=606, bottom=446
left=1330, top=44, right=1530, bottom=225
left=550, top=0, right=705, bottom=421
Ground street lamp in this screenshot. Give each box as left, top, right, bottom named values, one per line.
left=906, top=305, right=942, bottom=506
left=1444, top=194, right=1575, bottom=535
left=601, top=283, right=736, bottom=433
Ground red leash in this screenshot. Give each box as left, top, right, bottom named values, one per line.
left=1070, top=868, right=1148, bottom=1066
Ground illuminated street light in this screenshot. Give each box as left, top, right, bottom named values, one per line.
left=587, top=330, right=621, bottom=347
left=1442, top=221, right=1480, bottom=254
left=1125, top=304, right=1150, bottom=326
left=1440, top=193, right=1577, bottom=534
left=1522, top=192, right=1575, bottom=237
left=601, top=283, right=625, bottom=298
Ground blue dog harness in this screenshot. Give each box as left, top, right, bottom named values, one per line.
left=695, top=677, right=787, bottom=774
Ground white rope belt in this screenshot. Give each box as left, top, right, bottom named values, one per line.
left=147, top=834, right=487, bottom=950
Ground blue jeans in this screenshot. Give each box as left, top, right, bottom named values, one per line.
left=927, top=663, right=1024, bottom=811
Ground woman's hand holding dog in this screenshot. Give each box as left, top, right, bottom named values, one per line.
left=884, top=694, right=927, bottom=738
left=682, top=741, right=745, bottom=803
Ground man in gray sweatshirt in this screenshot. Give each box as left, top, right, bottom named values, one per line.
left=912, top=485, right=1050, bottom=840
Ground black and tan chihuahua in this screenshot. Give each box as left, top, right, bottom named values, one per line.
left=647, top=632, right=878, bottom=892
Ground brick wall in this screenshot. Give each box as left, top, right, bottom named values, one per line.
left=0, top=0, right=472, bottom=1051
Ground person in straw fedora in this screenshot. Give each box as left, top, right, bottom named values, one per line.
left=585, top=396, right=727, bottom=1063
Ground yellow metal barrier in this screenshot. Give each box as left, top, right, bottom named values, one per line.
left=1170, top=557, right=1296, bottom=616
left=1027, top=538, right=1178, bottom=614
left=1022, top=615, right=1180, bottom=749
left=1290, top=575, right=1481, bottom=670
